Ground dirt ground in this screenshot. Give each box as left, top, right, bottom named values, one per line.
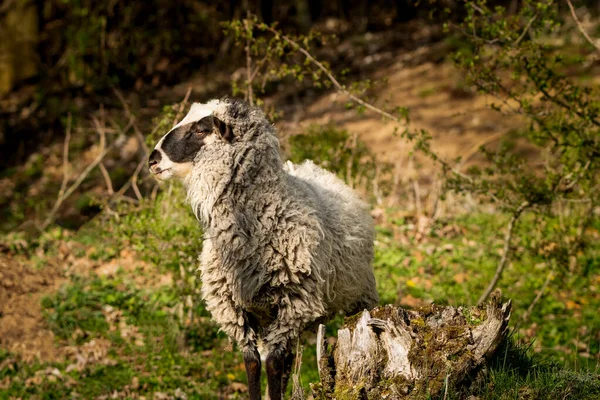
left=0, top=247, right=172, bottom=364
left=0, top=255, right=65, bottom=362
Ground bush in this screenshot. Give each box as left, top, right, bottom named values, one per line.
left=41, top=1, right=224, bottom=90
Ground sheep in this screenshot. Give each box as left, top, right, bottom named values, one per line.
left=148, top=98, right=378, bottom=400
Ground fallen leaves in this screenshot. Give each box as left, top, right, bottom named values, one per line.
left=65, top=338, right=115, bottom=373
left=453, top=273, right=468, bottom=284
left=103, top=305, right=145, bottom=347
left=399, top=294, right=428, bottom=308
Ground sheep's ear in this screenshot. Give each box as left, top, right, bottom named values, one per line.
left=213, top=116, right=234, bottom=142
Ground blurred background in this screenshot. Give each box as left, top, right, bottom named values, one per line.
left=0, top=0, right=599, bottom=398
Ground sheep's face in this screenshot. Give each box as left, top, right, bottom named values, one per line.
left=149, top=102, right=232, bottom=181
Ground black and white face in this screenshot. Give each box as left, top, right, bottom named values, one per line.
left=149, top=102, right=232, bottom=180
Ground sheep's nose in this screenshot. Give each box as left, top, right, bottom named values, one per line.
left=149, top=150, right=161, bottom=167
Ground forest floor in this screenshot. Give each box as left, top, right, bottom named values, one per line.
left=1, top=28, right=600, bottom=399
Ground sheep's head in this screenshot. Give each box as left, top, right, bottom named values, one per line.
left=149, top=100, right=233, bottom=180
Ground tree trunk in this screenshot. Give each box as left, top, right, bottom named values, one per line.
left=313, top=292, right=511, bottom=399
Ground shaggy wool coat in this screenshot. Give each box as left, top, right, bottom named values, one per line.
left=183, top=99, right=379, bottom=354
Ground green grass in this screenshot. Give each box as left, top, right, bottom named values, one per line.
left=1, top=198, right=598, bottom=398
left=1, top=130, right=599, bottom=398
left=375, top=212, right=600, bottom=368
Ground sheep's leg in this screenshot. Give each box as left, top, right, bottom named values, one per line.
left=266, top=347, right=288, bottom=400
left=264, top=294, right=325, bottom=398
left=243, top=345, right=262, bottom=400
left=199, top=253, right=261, bottom=397
left=280, top=350, right=295, bottom=398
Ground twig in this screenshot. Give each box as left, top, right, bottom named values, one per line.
left=514, top=14, right=538, bottom=45
left=111, top=86, right=132, bottom=116
left=412, top=178, right=422, bottom=218
left=456, top=131, right=505, bottom=172
left=245, top=13, right=254, bottom=106
left=565, top=0, right=600, bottom=53
left=97, top=104, right=113, bottom=196
left=372, top=163, right=383, bottom=205
left=513, top=270, right=553, bottom=333
left=250, top=53, right=271, bottom=81
left=150, top=183, right=160, bottom=201
left=262, top=25, right=407, bottom=127
left=262, top=23, right=484, bottom=192
left=113, top=156, right=147, bottom=202
left=41, top=116, right=115, bottom=230
left=535, top=83, right=600, bottom=128
left=290, top=340, right=305, bottom=400
left=345, top=132, right=358, bottom=187
left=173, top=86, right=193, bottom=128
left=130, top=157, right=145, bottom=201
left=57, top=114, right=72, bottom=200
left=99, top=163, right=114, bottom=195
left=111, top=87, right=150, bottom=157
left=108, top=114, right=135, bottom=137
left=561, top=160, right=591, bottom=192
left=477, top=201, right=530, bottom=305
left=442, top=373, right=450, bottom=400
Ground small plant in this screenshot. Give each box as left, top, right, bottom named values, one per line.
left=222, top=15, right=333, bottom=108
left=439, top=0, right=600, bottom=302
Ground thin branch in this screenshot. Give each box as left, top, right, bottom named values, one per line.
left=442, top=373, right=450, bottom=400
left=57, top=114, right=72, bottom=200
left=108, top=114, right=135, bottom=137
left=262, top=25, right=407, bottom=127
left=112, top=156, right=146, bottom=202
left=111, top=87, right=150, bottom=157
left=112, top=87, right=194, bottom=203
left=259, top=22, right=508, bottom=207
left=261, top=23, right=488, bottom=194
left=513, top=270, right=553, bottom=333
left=41, top=116, right=115, bottom=230
left=345, top=132, right=358, bottom=187
left=565, top=0, right=600, bottom=53
left=514, top=14, right=537, bottom=45
left=132, top=123, right=150, bottom=158
left=99, top=162, right=114, bottom=195
left=456, top=131, right=505, bottom=172
left=557, top=160, right=591, bottom=192
left=521, top=57, right=600, bottom=128
left=112, top=86, right=132, bottom=116
left=173, top=86, right=193, bottom=128
left=412, top=178, right=422, bottom=218
left=130, top=157, right=145, bottom=202
left=291, top=340, right=305, bottom=400
left=250, top=53, right=270, bottom=81
left=536, top=84, right=600, bottom=128
left=477, top=201, right=530, bottom=305
left=244, top=14, right=254, bottom=106
left=484, top=78, right=562, bottom=147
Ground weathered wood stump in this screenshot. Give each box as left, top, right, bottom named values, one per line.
left=313, top=293, right=511, bottom=399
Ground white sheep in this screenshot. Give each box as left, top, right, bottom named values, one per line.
left=149, top=98, right=378, bottom=400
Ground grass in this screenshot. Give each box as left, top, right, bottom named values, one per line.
left=376, top=211, right=600, bottom=366
left=0, top=127, right=598, bottom=399
left=3, top=196, right=595, bottom=399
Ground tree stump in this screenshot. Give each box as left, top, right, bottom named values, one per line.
left=313, top=293, right=511, bottom=399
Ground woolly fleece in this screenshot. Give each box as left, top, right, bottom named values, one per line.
left=182, top=99, right=379, bottom=353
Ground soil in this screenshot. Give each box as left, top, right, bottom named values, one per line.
left=277, top=48, right=523, bottom=171
left=0, top=247, right=172, bottom=363
left=0, top=255, right=66, bottom=362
